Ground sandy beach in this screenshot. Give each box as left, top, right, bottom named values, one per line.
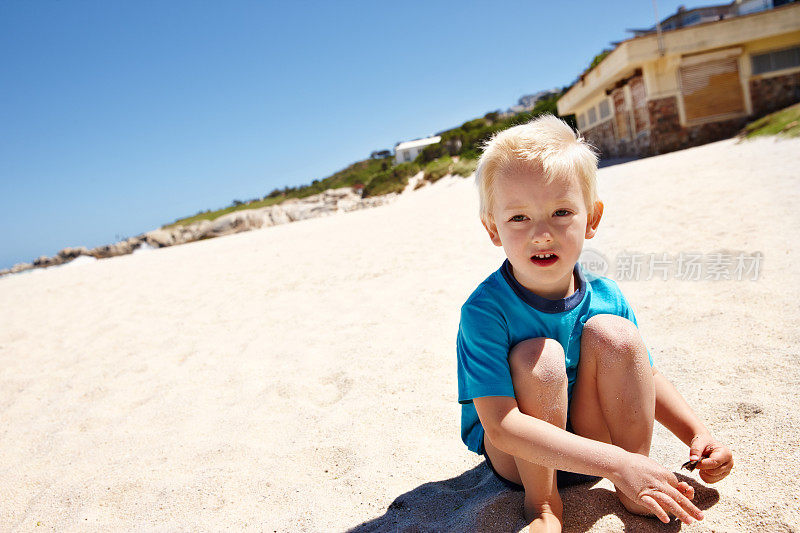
left=2, top=135, right=799, bottom=532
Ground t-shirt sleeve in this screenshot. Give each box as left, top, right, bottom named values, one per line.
left=456, top=298, right=516, bottom=404
left=617, top=289, right=655, bottom=367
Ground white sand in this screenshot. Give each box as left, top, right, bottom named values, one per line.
left=2, top=136, right=799, bottom=532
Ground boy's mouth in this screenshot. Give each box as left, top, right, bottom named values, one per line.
left=530, top=252, right=558, bottom=267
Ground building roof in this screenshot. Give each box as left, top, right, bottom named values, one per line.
left=395, top=136, right=442, bottom=151
left=628, top=1, right=738, bottom=37
left=557, top=2, right=800, bottom=115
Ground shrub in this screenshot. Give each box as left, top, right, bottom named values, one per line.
left=459, top=147, right=481, bottom=159
left=393, top=161, right=421, bottom=179
left=452, top=157, right=478, bottom=177
left=370, top=149, right=392, bottom=159
left=424, top=156, right=453, bottom=183
left=362, top=161, right=420, bottom=197
left=483, top=110, right=501, bottom=123
left=416, top=142, right=446, bottom=164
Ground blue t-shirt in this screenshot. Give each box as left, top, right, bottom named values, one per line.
left=456, top=258, right=654, bottom=455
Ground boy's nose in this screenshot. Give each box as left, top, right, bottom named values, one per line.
left=531, top=222, right=553, bottom=243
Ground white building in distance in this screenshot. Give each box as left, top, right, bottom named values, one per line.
left=394, top=135, right=441, bottom=165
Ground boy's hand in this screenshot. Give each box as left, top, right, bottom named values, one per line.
left=688, top=433, right=734, bottom=483
left=613, top=452, right=704, bottom=525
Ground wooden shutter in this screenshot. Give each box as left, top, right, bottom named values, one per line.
left=612, top=89, right=630, bottom=139
left=630, top=77, right=649, bottom=133
left=679, top=56, right=744, bottom=121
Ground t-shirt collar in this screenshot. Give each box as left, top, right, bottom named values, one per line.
left=500, top=258, right=587, bottom=313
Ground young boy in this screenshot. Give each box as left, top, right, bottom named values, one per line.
left=456, top=114, right=733, bottom=532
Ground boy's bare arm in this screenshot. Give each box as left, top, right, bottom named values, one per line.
left=489, top=403, right=626, bottom=478
left=652, top=367, right=709, bottom=445
left=487, top=401, right=704, bottom=523
left=652, top=367, right=734, bottom=483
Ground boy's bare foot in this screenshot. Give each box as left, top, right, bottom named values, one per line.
left=525, top=511, right=563, bottom=533
left=524, top=501, right=563, bottom=533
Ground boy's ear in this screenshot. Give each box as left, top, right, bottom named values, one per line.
left=585, top=200, right=604, bottom=239
left=481, top=216, right=503, bottom=247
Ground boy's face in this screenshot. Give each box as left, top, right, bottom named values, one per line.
left=482, top=165, right=603, bottom=300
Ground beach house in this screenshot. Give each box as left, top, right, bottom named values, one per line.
left=394, top=135, right=441, bottom=165
left=556, top=1, right=800, bottom=157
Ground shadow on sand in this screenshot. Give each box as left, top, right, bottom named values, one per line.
left=597, top=156, right=644, bottom=169
left=346, top=464, right=719, bottom=532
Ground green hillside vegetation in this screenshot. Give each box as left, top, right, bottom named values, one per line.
left=361, top=161, right=420, bottom=197
left=163, top=91, right=572, bottom=229
left=741, top=102, right=800, bottom=139
left=452, top=157, right=478, bottom=177
left=423, top=156, right=453, bottom=183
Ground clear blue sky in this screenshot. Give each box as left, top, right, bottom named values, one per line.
left=0, top=0, right=697, bottom=270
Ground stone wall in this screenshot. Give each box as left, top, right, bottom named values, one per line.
left=749, top=71, right=800, bottom=117
left=582, top=118, right=617, bottom=158
left=583, top=119, right=651, bottom=158
left=647, top=96, right=749, bottom=155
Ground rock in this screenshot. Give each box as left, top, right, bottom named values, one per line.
left=210, top=212, right=245, bottom=236
left=10, top=262, right=33, bottom=273
left=144, top=229, right=176, bottom=248
left=268, top=205, right=291, bottom=225
left=57, top=246, right=90, bottom=260
left=33, top=255, right=62, bottom=267
left=1, top=185, right=398, bottom=278
left=192, top=220, right=215, bottom=240
left=90, top=240, right=137, bottom=258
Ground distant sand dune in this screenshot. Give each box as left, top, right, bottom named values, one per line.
left=1, top=136, right=799, bottom=531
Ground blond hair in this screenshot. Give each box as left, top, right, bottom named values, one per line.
left=474, top=114, right=599, bottom=224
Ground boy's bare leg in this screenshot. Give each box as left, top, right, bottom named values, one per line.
left=569, top=313, right=656, bottom=516
left=505, top=337, right=569, bottom=532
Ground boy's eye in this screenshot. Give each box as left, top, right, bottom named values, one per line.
left=554, top=209, right=571, bottom=217
left=509, top=215, right=527, bottom=222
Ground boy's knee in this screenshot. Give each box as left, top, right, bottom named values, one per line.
left=508, top=337, right=567, bottom=387
left=582, top=314, right=645, bottom=361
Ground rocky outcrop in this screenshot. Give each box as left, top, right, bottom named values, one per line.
left=1, top=187, right=397, bottom=277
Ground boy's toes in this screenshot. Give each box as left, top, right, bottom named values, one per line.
left=525, top=511, right=563, bottom=533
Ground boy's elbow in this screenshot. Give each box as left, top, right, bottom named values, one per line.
left=474, top=396, right=519, bottom=453
left=495, top=409, right=532, bottom=452
left=487, top=422, right=515, bottom=454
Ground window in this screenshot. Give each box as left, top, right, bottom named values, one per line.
left=739, top=0, right=771, bottom=15
left=599, top=99, right=611, bottom=120
left=679, top=56, right=745, bottom=121
left=751, top=46, right=800, bottom=75
left=587, top=106, right=597, bottom=124
left=682, top=12, right=701, bottom=26
left=403, top=151, right=411, bottom=162
left=577, top=113, right=586, bottom=129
